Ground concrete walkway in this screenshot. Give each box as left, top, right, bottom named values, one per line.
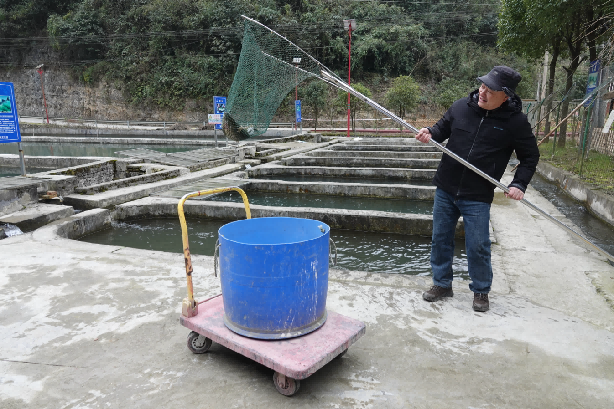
left=1, top=170, right=614, bottom=408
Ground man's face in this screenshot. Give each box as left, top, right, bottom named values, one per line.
left=478, top=83, right=509, bottom=110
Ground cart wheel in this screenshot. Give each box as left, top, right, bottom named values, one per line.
left=187, top=331, right=212, bottom=354
left=336, top=349, right=347, bottom=359
left=273, top=372, right=300, bottom=396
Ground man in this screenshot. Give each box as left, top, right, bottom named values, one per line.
left=415, top=65, right=540, bottom=312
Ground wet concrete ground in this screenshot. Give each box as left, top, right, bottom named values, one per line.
left=1, top=169, right=614, bottom=408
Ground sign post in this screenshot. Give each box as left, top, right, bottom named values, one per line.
left=584, top=60, right=600, bottom=107
left=0, top=82, right=25, bottom=175
left=208, top=113, right=223, bottom=147
left=295, top=100, right=302, bottom=134
left=213, top=96, right=226, bottom=146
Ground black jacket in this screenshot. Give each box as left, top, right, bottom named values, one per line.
left=428, top=90, right=540, bottom=203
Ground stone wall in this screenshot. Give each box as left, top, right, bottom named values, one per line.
left=1, top=55, right=209, bottom=122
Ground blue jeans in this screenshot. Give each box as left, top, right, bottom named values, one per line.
left=431, top=188, right=492, bottom=293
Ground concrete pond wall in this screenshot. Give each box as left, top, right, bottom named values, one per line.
left=537, top=162, right=614, bottom=228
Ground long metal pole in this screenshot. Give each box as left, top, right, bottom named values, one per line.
left=239, top=17, right=614, bottom=263
left=321, top=71, right=614, bottom=263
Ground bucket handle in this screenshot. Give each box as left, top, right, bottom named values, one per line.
left=213, top=239, right=220, bottom=277
left=329, top=238, right=337, bottom=267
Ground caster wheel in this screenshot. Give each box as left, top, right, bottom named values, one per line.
left=273, top=372, right=300, bottom=396
left=336, top=349, right=347, bottom=359
left=187, top=331, right=212, bottom=354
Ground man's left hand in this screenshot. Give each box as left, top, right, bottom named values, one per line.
left=505, top=187, right=524, bottom=200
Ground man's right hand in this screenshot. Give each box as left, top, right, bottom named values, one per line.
left=415, top=128, right=431, bottom=143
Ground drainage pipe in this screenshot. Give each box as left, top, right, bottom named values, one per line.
left=322, top=71, right=614, bottom=264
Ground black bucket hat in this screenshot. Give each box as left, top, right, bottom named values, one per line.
left=477, top=66, right=521, bottom=96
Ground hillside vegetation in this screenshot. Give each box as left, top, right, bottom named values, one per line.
left=1, top=0, right=537, bottom=113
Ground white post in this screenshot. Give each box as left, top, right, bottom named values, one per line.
left=541, top=51, right=549, bottom=101
left=18, top=142, right=26, bottom=176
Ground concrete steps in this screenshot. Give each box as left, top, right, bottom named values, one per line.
left=0, top=203, right=74, bottom=232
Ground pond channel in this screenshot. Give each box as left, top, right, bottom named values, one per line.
left=80, top=218, right=468, bottom=276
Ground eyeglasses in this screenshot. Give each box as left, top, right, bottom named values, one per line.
left=479, top=83, right=513, bottom=97
left=479, top=84, right=497, bottom=95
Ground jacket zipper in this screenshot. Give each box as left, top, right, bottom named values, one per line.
left=456, top=112, right=487, bottom=198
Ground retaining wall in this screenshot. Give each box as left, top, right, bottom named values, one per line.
left=536, top=162, right=614, bottom=227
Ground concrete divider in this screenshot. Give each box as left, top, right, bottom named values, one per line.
left=247, top=164, right=436, bottom=181
left=245, top=179, right=436, bottom=200
left=0, top=204, right=74, bottom=232
left=282, top=156, right=441, bottom=169
left=0, top=154, right=109, bottom=168
left=63, top=164, right=243, bottom=210
left=33, top=208, right=112, bottom=241
left=114, top=197, right=463, bottom=237
left=305, top=150, right=442, bottom=159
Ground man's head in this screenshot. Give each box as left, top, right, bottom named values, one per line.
left=476, top=65, right=522, bottom=110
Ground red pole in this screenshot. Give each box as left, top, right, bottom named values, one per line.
left=347, top=26, right=352, bottom=138
left=294, top=64, right=298, bottom=131
left=37, top=68, right=49, bottom=124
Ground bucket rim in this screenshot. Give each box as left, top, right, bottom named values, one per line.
left=218, top=217, right=330, bottom=246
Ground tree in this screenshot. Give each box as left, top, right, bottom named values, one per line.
left=432, top=77, right=474, bottom=110
left=385, top=75, right=420, bottom=119
left=499, top=0, right=609, bottom=147
left=333, top=82, right=372, bottom=133
left=302, top=80, right=328, bottom=131
left=499, top=0, right=565, bottom=137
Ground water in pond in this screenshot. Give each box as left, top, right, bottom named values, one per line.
left=250, top=174, right=433, bottom=186
left=79, top=218, right=468, bottom=276
left=1, top=223, right=23, bottom=237
left=209, top=190, right=434, bottom=214
left=0, top=143, right=203, bottom=157
left=531, top=174, right=614, bottom=255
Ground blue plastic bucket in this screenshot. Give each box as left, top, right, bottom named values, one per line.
left=218, top=217, right=329, bottom=339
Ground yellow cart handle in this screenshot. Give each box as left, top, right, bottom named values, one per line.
left=178, top=187, right=251, bottom=317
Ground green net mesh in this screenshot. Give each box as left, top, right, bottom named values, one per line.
left=223, top=17, right=334, bottom=141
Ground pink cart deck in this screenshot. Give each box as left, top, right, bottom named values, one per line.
left=180, top=296, right=365, bottom=380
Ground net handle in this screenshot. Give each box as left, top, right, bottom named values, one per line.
left=320, top=71, right=614, bottom=264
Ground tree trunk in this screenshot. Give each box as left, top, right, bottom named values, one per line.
left=543, top=39, right=561, bottom=139
left=558, top=23, right=584, bottom=148
left=559, top=66, right=576, bottom=148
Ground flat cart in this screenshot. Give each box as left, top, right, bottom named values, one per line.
left=177, top=187, right=365, bottom=396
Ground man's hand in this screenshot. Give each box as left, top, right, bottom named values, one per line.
left=415, top=128, right=431, bottom=143
left=505, top=187, right=524, bottom=201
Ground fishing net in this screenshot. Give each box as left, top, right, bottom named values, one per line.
left=224, top=16, right=343, bottom=141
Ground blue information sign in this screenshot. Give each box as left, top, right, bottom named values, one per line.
left=584, top=60, right=600, bottom=107
left=0, top=82, right=21, bottom=143
left=295, top=100, right=302, bottom=123
left=213, top=96, right=226, bottom=130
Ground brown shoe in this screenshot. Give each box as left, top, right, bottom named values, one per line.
left=473, top=293, right=489, bottom=312
left=423, top=285, right=453, bottom=302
